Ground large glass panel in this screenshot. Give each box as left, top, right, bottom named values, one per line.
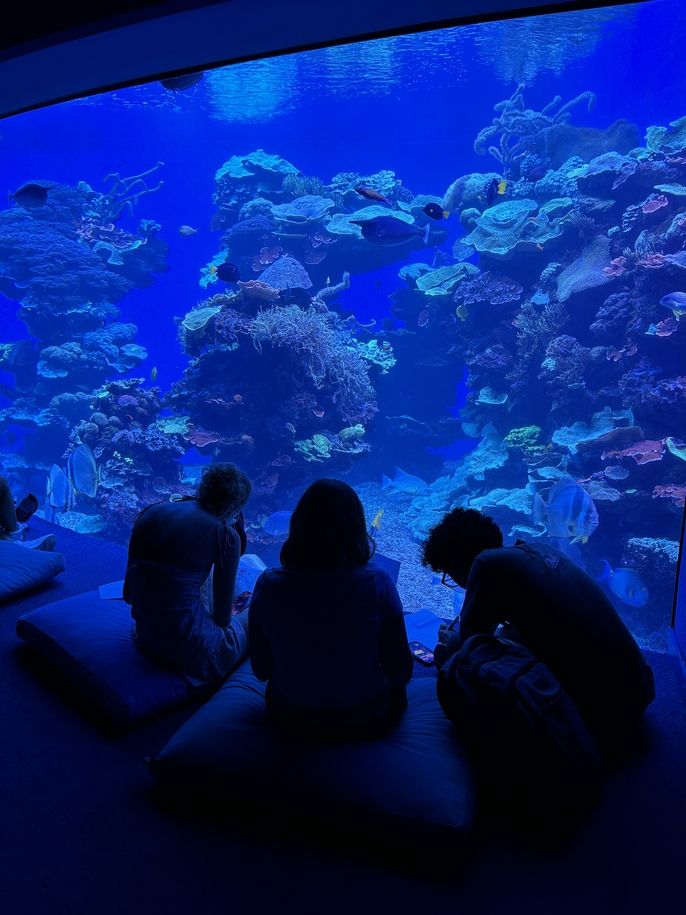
left=1, top=0, right=684, bottom=647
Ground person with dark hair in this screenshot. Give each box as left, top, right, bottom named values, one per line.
left=249, top=479, right=413, bottom=737
left=124, top=463, right=252, bottom=684
left=422, top=507, right=655, bottom=746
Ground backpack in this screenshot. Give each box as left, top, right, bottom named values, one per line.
left=437, top=634, right=603, bottom=832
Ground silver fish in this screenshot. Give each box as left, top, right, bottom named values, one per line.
left=46, top=464, right=75, bottom=517
left=67, top=443, right=98, bottom=498
left=381, top=467, right=429, bottom=495
left=532, top=479, right=598, bottom=544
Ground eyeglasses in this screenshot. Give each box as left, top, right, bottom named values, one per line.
left=440, top=572, right=460, bottom=589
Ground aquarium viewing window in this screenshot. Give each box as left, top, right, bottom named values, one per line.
left=0, top=0, right=684, bottom=648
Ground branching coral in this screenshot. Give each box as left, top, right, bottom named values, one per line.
left=282, top=173, right=327, bottom=198
left=539, top=334, right=590, bottom=389
left=513, top=297, right=568, bottom=366
left=474, top=84, right=595, bottom=167
left=249, top=305, right=376, bottom=422
left=80, top=161, right=165, bottom=223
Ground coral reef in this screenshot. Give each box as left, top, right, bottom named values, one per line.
left=2, top=84, right=685, bottom=645
left=168, top=297, right=389, bottom=493
left=474, top=84, right=595, bottom=172
left=0, top=176, right=168, bottom=493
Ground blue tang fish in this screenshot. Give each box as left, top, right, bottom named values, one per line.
left=596, top=561, right=649, bottom=607
left=11, top=182, right=50, bottom=208
left=350, top=216, right=430, bottom=247
left=532, top=479, right=599, bottom=544
left=261, top=510, right=292, bottom=538
left=381, top=468, right=429, bottom=495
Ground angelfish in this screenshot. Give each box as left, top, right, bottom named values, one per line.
left=532, top=479, right=599, bottom=544
left=45, top=464, right=75, bottom=520
left=423, top=202, right=450, bottom=220
left=67, top=443, right=98, bottom=498
left=486, top=178, right=507, bottom=206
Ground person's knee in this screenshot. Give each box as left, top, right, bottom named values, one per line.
left=0, top=476, right=10, bottom=498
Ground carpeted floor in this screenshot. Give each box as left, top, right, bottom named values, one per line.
left=1, top=519, right=685, bottom=915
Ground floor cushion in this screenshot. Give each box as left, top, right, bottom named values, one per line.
left=0, top=539, right=65, bottom=602
left=16, top=590, right=207, bottom=729
left=150, top=665, right=475, bottom=852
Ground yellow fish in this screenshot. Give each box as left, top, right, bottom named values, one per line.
left=209, top=264, right=218, bottom=275
left=150, top=366, right=158, bottom=382
left=370, top=508, right=384, bottom=531
left=497, top=179, right=507, bottom=195
left=455, top=304, right=469, bottom=321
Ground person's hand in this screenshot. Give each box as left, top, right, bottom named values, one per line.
left=434, top=621, right=462, bottom=670
left=233, top=510, right=247, bottom=555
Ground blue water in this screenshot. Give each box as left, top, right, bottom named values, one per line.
left=1, top=0, right=685, bottom=644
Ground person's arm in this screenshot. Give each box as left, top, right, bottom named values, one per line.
left=434, top=554, right=502, bottom=667
left=452, top=554, right=502, bottom=642
left=233, top=511, right=247, bottom=556
left=378, top=574, right=414, bottom=686
left=248, top=572, right=274, bottom=682
left=212, top=524, right=241, bottom=628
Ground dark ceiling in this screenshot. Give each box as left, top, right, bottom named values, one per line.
left=0, top=0, right=650, bottom=119
left=0, top=1, right=225, bottom=59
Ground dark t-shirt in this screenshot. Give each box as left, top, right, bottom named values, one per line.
left=125, top=497, right=239, bottom=578
left=123, top=498, right=246, bottom=683
left=249, top=562, right=413, bottom=723
left=455, top=541, right=655, bottom=739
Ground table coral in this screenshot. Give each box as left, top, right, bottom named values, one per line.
left=465, top=197, right=572, bottom=259
left=602, top=439, right=666, bottom=465
left=651, top=484, right=686, bottom=507
left=556, top=235, right=614, bottom=302
left=552, top=406, right=635, bottom=455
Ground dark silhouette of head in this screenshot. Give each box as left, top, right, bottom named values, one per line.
left=197, top=463, right=251, bottom=518
left=422, top=507, right=503, bottom=587
left=281, top=478, right=374, bottom=570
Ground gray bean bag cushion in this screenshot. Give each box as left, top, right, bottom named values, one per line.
left=0, top=540, right=65, bottom=602
left=150, top=664, right=475, bottom=852
left=16, top=590, right=208, bottom=729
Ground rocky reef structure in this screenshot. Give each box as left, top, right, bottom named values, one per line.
left=204, top=151, right=443, bottom=297
left=0, top=168, right=169, bottom=520
left=392, top=92, right=686, bottom=639
left=1, top=101, right=683, bottom=640
left=169, top=293, right=393, bottom=503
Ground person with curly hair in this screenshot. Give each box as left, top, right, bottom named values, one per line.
left=249, top=479, right=413, bottom=737
left=422, top=507, right=654, bottom=746
left=124, top=463, right=251, bottom=684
